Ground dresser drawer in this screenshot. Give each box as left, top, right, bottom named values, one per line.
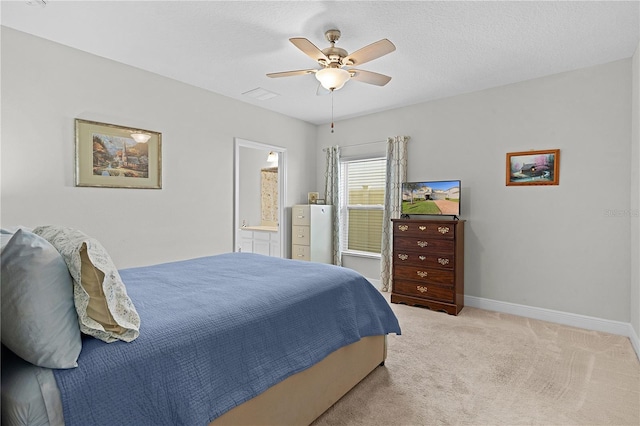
left=393, top=280, right=454, bottom=302
left=393, top=251, right=454, bottom=269
left=292, top=225, right=310, bottom=245
left=292, top=205, right=310, bottom=226
left=393, top=237, right=454, bottom=253
left=292, top=244, right=310, bottom=261
left=393, top=222, right=455, bottom=239
left=393, top=265, right=454, bottom=286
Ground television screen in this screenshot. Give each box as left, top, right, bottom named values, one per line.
left=401, top=180, right=461, bottom=216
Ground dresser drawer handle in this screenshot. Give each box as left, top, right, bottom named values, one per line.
left=297, top=234, right=305, bottom=238
left=419, top=255, right=426, bottom=261
left=416, top=271, right=428, bottom=278
left=438, top=258, right=450, bottom=265
left=398, top=225, right=409, bottom=231
left=417, top=285, right=428, bottom=293
left=419, top=226, right=426, bottom=231
left=397, top=254, right=408, bottom=260
left=297, top=254, right=304, bottom=257
left=417, top=241, right=428, bottom=247
left=438, top=226, right=450, bottom=234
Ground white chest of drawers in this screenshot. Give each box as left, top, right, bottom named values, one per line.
left=291, top=204, right=333, bottom=263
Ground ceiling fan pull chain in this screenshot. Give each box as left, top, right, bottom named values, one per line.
left=331, top=90, right=335, bottom=133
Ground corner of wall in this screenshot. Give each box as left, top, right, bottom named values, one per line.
left=630, top=323, right=640, bottom=362
left=631, top=40, right=640, bottom=344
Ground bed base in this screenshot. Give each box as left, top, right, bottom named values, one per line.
left=210, top=335, right=387, bottom=426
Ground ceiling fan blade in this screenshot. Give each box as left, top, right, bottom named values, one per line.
left=266, top=69, right=316, bottom=78
left=344, top=39, right=396, bottom=66
left=349, top=69, right=392, bottom=86
left=289, top=37, right=330, bottom=63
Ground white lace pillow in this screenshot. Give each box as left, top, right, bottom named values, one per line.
left=33, top=226, right=140, bottom=343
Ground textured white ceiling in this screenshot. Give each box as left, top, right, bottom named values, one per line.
left=2, top=1, right=639, bottom=125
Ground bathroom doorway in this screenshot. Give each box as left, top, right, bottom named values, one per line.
left=233, top=138, right=286, bottom=258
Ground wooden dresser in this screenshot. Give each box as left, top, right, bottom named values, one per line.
left=391, top=219, right=464, bottom=315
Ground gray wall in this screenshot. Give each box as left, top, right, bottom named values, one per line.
left=317, top=59, right=633, bottom=323
left=1, top=27, right=317, bottom=268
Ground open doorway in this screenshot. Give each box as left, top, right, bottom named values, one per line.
left=233, top=138, right=287, bottom=258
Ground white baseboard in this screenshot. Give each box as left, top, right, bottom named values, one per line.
left=465, top=295, right=640, bottom=361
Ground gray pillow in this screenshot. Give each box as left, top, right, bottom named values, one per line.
left=0, top=229, right=14, bottom=252
left=0, top=229, right=81, bottom=369
left=1, top=227, right=32, bottom=252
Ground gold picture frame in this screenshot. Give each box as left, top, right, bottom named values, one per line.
left=308, top=192, right=319, bottom=204
left=506, top=149, right=559, bottom=186
left=75, top=119, right=162, bottom=189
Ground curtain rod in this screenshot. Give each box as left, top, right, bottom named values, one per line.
left=322, top=140, right=386, bottom=152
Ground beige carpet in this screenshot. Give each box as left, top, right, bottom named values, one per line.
left=313, top=296, right=640, bottom=426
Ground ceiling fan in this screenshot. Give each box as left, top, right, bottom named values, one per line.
left=267, top=29, right=395, bottom=92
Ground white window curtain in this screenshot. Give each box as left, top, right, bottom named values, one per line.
left=380, top=136, right=409, bottom=292
left=324, top=146, right=342, bottom=266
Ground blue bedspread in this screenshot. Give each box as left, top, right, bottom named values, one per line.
left=53, top=253, right=401, bottom=425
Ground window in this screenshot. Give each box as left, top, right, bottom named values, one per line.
left=340, top=157, right=386, bottom=255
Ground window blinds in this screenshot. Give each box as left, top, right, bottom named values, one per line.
left=341, top=158, right=386, bottom=254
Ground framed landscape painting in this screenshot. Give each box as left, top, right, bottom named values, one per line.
left=506, top=149, right=559, bottom=186
left=75, top=119, right=162, bottom=189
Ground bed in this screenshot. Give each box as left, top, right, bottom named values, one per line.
left=1, top=226, right=401, bottom=426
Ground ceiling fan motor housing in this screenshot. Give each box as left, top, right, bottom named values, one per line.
left=321, top=47, right=348, bottom=65
left=321, top=29, right=349, bottom=66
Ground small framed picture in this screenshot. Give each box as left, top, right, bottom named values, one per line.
left=308, top=192, right=319, bottom=204
left=506, top=149, right=560, bottom=186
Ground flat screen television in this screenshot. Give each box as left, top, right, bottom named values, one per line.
left=401, top=180, right=461, bottom=217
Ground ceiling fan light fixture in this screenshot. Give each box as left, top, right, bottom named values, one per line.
left=315, top=68, right=350, bottom=91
